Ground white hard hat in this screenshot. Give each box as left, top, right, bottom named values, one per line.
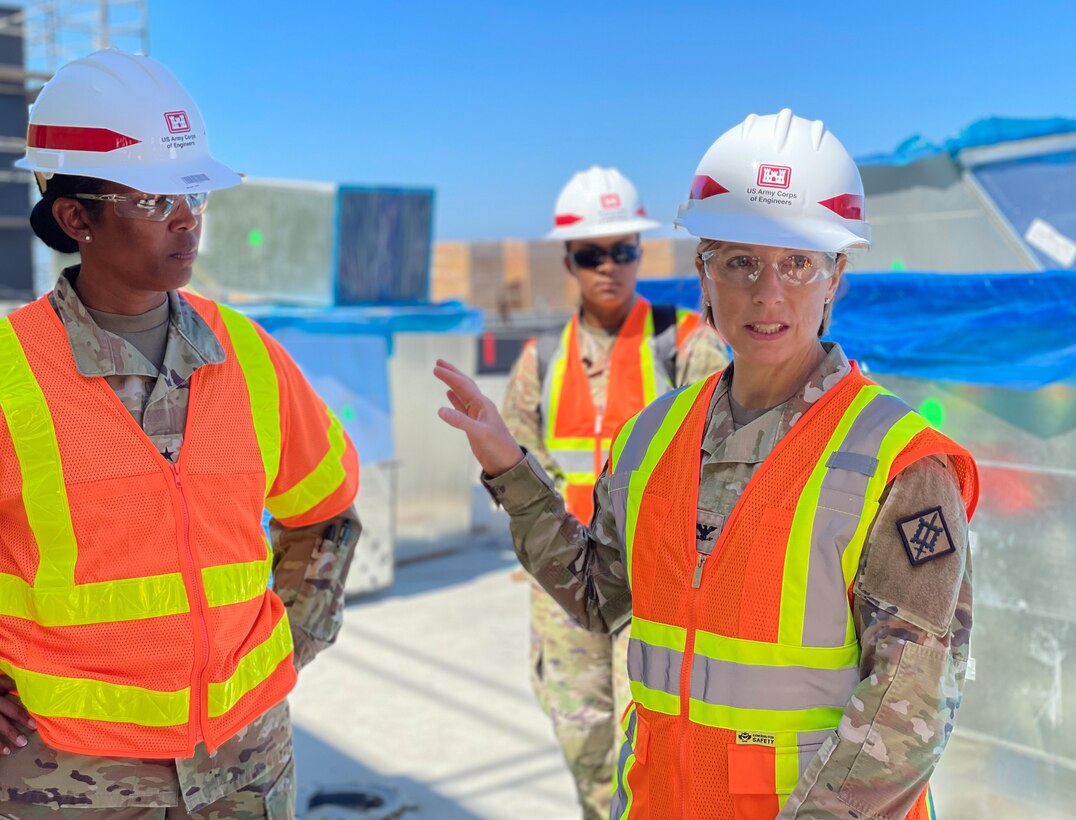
left=674, top=109, right=870, bottom=253
left=547, top=166, right=660, bottom=241
left=15, top=48, right=240, bottom=195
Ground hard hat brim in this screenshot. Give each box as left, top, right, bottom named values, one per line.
left=546, top=216, right=662, bottom=241
left=14, top=154, right=242, bottom=195
left=673, top=210, right=870, bottom=254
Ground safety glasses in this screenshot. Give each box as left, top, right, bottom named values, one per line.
left=570, top=243, right=641, bottom=269
left=72, top=191, right=209, bottom=222
left=700, top=248, right=837, bottom=288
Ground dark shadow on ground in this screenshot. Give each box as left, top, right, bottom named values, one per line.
left=293, top=724, right=480, bottom=819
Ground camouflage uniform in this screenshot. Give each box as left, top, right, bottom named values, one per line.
left=0, top=270, right=361, bottom=819
left=502, top=304, right=727, bottom=819
left=489, top=343, right=972, bottom=818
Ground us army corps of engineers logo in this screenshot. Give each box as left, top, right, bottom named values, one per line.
left=896, top=506, right=956, bottom=566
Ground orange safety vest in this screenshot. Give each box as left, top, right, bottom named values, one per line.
left=607, top=365, right=978, bottom=819
left=0, top=293, right=358, bottom=758
left=540, top=297, right=699, bottom=523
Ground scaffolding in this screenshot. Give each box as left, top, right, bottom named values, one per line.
left=0, top=1, right=148, bottom=84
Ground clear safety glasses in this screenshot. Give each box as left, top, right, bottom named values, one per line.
left=72, top=191, right=209, bottom=222
left=699, top=248, right=837, bottom=288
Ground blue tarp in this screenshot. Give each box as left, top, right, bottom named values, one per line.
left=857, top=117, right=1076, bottom=167
left=973, top=152, right=1076, bottom=269
left=636, top=272, right=1076, bottom=390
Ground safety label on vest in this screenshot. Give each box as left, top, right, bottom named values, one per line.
left=735, top=731, right=775, bottom=747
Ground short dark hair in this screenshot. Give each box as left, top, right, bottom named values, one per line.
left=29, top=174, right=108, bottom=254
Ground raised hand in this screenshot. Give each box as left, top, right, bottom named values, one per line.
left=0, top=674, right=35, bottom=755
left=433, top=359, right=525, bottom=477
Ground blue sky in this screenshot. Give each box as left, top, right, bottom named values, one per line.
left=135, top=2, right=1076, bottom=240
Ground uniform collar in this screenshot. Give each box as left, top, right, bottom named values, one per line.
left=701, top=343, right=852, bottom=465
left=51, top=267, right=225, bottom=379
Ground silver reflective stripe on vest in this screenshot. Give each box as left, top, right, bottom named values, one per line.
left=545, top=448, right=595, bottom=475
left=802, top=393, right=913, bottom=647
left=628, top=638, right=683, bottom=697
left=690, top=656, right=859, bottom=712
left=608, top=385, right=690, bottom=544
left=825, top=451, right=878, bottom=476
left=611, top=707, right=638, bottom=820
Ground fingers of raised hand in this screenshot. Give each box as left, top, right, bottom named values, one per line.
left=433, top=360, right=481, bottom=402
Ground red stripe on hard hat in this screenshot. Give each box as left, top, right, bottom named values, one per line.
left=555, top=213, right=584, bottom=227
left=27, top=124, right=141, bottom=152
left=818, top=194, right=865, bottom=220
left=689, top=175, right=729, bottom=200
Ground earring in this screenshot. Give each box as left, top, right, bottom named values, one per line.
left=824, top=298, right=832, bottom=304
left=84, top=235, right=91, bottom=241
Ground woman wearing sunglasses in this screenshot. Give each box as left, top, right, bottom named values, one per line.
left=0, top=49, right=360, bottom=818
left=503, top=166, right=726, bottom=820
left=437, top=110, right=978, bottom=819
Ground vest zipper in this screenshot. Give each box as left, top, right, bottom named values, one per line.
left=691, top=552, right=707, bottom=589
left=172, top=464, right=210, bottom=747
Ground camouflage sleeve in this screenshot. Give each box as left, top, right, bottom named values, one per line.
left=675, top=322, right=729, bottom=386
left=501, top=339, right=558, bottom=477
left=485, top=452, right=631, bottom=634
left=779, top=456, right=971, bottom=819
left=270, top=503, right=362, bottom=672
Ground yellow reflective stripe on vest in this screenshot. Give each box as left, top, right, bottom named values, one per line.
left=217, top=306, right=281, bottom=496
left=0, top=318, right=78, bottom=589
left=542, top=321, right=574, bottom=445
left=0, top=659, right=189, bottom=726
left=688, top=699, right=844, bottom=733
left=692, top=630, right=859, bottom=669
left=265, top=406, right=347, bottom=520
left=639, top=308, right=658, bottom=405
left=625, top=380, right=708, bottom=580
left=609, top=413, right=639, bottom=473
left=778, top=384, right=888, bottom=646
left=202, top=556, right=273, bottom=608
left=0, top=571, right=190, bottom=625
left=0, top=554, right=271, bottom=624
left=546, top=437, right=600, bottom=451
left=631, top=615, right=687, bottom=651
left=610, top=705, right=639, bottom=820
left=207, top=614, right=293, bottom=717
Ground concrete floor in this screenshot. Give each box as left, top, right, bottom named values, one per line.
left=289, top=527, right=579, bottom=819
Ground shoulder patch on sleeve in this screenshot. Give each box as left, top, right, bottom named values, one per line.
left=896, top=506, right=956, bottom=566
left=855, top=457, right=969, bottom=636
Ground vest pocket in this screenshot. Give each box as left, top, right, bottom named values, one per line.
left=727, top=740, right=823, bottom=820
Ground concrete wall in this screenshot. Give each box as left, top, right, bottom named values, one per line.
left=389, top=332, right=479, bottom=560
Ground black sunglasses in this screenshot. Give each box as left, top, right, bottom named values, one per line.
left=570, top=243, right=641, bottom=269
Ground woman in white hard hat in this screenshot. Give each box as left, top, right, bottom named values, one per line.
left=0, top=49, right=360, bottom=818
left=502, top=166, right=726, bottom=819
left=436, top=109, right=979, bottom=819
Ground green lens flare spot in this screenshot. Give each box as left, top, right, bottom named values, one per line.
left=340, top=405, right=356, bottom=422
left=890, top=258, right=906, bottom=271
left=919, top=398, right=945, bottom=429
left=248, top=229, right=264, bottom=248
